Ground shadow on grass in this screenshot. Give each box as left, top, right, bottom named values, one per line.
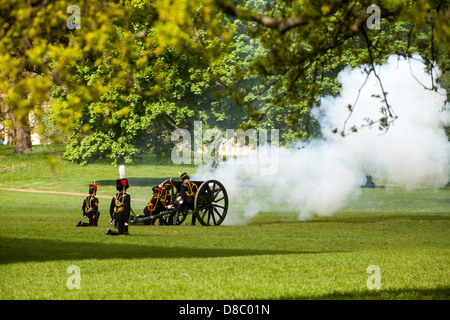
left=96, top=177, right=172, bottom=188
left=0, top=237, right=320, bottom=265
left=308, top=214, right=450, bottom=224
left=248, top=213, right=450, bottom=226
left=285, top=287, right=450, bottom=300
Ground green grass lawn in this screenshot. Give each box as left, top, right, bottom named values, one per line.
left=0, top=145, right=449, bottom=300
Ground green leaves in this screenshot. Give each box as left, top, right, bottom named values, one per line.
left=1, top=0, right=448, bottom=160
left=220, top=0, right=449, bottom=138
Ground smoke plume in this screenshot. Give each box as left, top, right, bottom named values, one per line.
left=194, top=55, right=450, bottom=224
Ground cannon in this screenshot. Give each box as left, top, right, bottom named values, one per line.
left=129, top=178, right=229, bottom=226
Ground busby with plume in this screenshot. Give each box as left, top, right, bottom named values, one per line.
left=116, top=165, right=129, bottom=191
left=89, top=183, right=98, bottom=194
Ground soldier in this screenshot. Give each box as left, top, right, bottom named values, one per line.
left=175, top=172, right=198, bottom=225
left=76, top=184, right=100, bottom=227
left=159, top=179, right=175, bottom=224
left=160, top=179, right=173, bottom=208
left=104, top=166, right=131, bottom=235
left=142, top=186, right=166, bottom=225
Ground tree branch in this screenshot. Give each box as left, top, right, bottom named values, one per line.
left=215, top=0, right=310, bottom=34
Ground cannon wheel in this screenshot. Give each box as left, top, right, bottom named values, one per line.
left=194, top=180, right=228, bottom=226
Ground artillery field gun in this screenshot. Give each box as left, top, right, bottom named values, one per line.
left=129, top=178, right=229, bottom=226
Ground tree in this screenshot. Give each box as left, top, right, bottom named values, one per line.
left=1, top=1, right=133, bottom=152
left=0, top=0, right=238, bottom=157
left=215, top=0, right=450, bottom=135
left=62, top=19, right=246, bottom=164
left=1, top=0, right=448, bottom=157
left=63, top=3, right=256, bottom=164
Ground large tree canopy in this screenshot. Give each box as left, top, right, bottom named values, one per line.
left=0, top=0, right=448, bottom=160
left=219, top=0, right=449, bottom=135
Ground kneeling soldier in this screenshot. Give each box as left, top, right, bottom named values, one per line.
left=104, top=177, right=131, bottom=235
left=77, top=184, right=100, bottom=227
left=142, top=186, right=166, bottom=225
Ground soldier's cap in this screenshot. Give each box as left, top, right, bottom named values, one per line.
left=115, top=179, right=129, bottom=190
left=180, top=172, right=190, bottom=181
left=163, top=180, right=172, bottom=190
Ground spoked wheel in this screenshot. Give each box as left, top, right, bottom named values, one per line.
left=194, top=180, right=228, bottom=226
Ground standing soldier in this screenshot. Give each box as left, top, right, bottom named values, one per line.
left=104, top=166, right=131, bottom=236
left=175, top=172, right=198, bottom=225
left=77, top=183, right=100, bottom=227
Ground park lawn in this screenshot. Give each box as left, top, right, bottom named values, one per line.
left=0, top=144, right=195, bottom=200
left=0, top=188, right=449, bottom=300
left=0, top=144, right=449, bottom=300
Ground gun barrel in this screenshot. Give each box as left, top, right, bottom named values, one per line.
left=148, top=209, right=174, bottom=220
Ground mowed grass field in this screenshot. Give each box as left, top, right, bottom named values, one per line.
left=0, top=145, right=449, bottom=300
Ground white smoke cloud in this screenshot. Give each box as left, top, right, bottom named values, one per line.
left=194, top=55, right=450, bottom=224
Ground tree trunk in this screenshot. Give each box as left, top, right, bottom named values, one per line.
left=9, top=110, right=32, bottom=154
left=14, top=123, right=32, bottom=153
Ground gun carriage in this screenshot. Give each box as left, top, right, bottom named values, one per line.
left=130, top=179, right=229, bottom=226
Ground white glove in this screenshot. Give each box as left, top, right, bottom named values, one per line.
left=179, top=200, right=183, bottom=204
